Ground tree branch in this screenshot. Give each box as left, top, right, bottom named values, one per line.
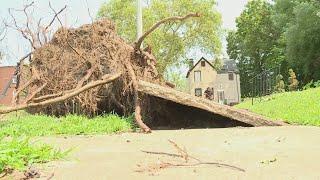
left=23, top=82, right=47, bottom=103
left=0, top=73, right=121, bottom=114
left=135, top=13, right=200, bottom=50
left=45, top=4, right=67, bottom=31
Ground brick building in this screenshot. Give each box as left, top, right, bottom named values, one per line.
left=0, top=66, right=16, bottom=106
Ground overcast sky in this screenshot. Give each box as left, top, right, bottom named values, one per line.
left=0, top=0, right=248, bottom=66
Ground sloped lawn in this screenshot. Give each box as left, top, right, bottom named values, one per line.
left=236, top=88, right=320, bottom=126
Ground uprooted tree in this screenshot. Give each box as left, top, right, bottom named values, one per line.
left=0, top=2, right=287, bottom=133
left=0, top=2, right=201, bottom=133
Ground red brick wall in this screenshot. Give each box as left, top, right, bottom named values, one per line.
left=0, top=66, right=16, bottom=106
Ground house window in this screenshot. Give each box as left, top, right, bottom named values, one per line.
left=194, top=71, right=201, bottom=82
left=228, top=72, right=234, bottom=81
left=201, top=61, right=206, bottom=67
left=195, top=88, right=202, bottom=97
left=12, top=75, right=17, bottom=84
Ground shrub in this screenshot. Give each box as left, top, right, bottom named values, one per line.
left=303, top=80, right=320, bottom=90
left=288, top=69, right=299, bottom=91
left=275, top=74, right=285, bottom=93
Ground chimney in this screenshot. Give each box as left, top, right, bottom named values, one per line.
left=188, top=59, right=194, bottom=70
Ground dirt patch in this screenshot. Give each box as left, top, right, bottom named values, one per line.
left=32, top=126, right=320, bottom=179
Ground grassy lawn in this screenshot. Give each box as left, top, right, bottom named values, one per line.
left=0, top=112, right=134, bottom=137
left=0, top=111, right=133, bottom=174
left=236, top=87, right=320, bottom=126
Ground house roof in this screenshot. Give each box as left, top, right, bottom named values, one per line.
left=186, top=57, right=215, bottom=78
left=218, top=59, right=239, bottom=74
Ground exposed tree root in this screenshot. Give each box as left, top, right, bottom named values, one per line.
left=0, top=73, right=121, bottom=114
left=124, top=60, right=151, bottom=133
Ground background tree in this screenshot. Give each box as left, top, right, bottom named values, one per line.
left=227, top=0, right=320, bottom=96
left=97, top=0, right=222, bottom=76
left=284, top=1, right=320, bottom=82
left=227, top=0, right=279, bottom=97
left=165, top=70, right=188, bottom=92
left=271, top=0, right=319, bottom=83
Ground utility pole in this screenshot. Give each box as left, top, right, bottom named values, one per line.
left=136, top=0, right=143, bottom=43
left=64, top=0, right=68, bottom=27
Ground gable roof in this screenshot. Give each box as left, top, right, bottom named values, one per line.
left=186, top=57, right=215, bottom=78
left=218, top=59, right=239, bottom=74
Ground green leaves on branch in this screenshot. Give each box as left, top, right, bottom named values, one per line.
left=284, top=1, right=320, bottom=81
left=97, top=0, right=222, bottom=75
left=227, top=0, right=320, bottom=96
left=227, top=0, right=279, bottom=96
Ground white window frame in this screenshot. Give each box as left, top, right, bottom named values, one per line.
left=195, top=88, right=202, bottom=97
left=194, top=71, right=201, bottom=82
left=12, top=75, right=17, bottom=84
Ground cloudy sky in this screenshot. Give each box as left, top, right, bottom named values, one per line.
left=0, top=0, right=248, bottom=66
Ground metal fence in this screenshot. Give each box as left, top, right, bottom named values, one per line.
left=249, top=66, right=281, bottom=105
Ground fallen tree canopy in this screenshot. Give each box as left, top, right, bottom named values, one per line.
left=2, top=13, right=286, bottom=132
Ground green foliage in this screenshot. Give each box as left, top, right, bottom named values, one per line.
left=0, top=112, right=133, bottom=137
left=303, top=80, right=320, bottom=90
left=303, top=80, right=314, bottom=90
left=227, top=0, right=280, bottom=97
left=288, top=69, right=299, bottom=91
left=315, top=80, right=320, bottom=88
left=97, top=0, right=222, bottom=75
left=212, top=58, right=222, bottom=70
left=236, top=87, right=320, bottom=126
left=165, top=70, right=188, bottom=92
left=285, top=1, right=320, bottom=81
left=275, top=74, right=285, bottom=93
left=228, top=0, right=320, bottom=96
left=0, top=138, right=67, bottom=173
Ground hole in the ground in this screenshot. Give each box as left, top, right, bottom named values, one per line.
left=142, top=95, right=252, bottom=130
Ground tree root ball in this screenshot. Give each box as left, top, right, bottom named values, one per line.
left=22, top=19, right=161, bottom=120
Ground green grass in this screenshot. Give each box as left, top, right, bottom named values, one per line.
left=236, top=87, right=320, bottom=126
left=0, top=138, right=68, bottom=173
left=0, top=112, right=133, bottom=174
left=0, top=112, right=134, bottom=137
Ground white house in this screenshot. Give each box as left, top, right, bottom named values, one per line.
left=186, top=57, right=241, bottom=105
